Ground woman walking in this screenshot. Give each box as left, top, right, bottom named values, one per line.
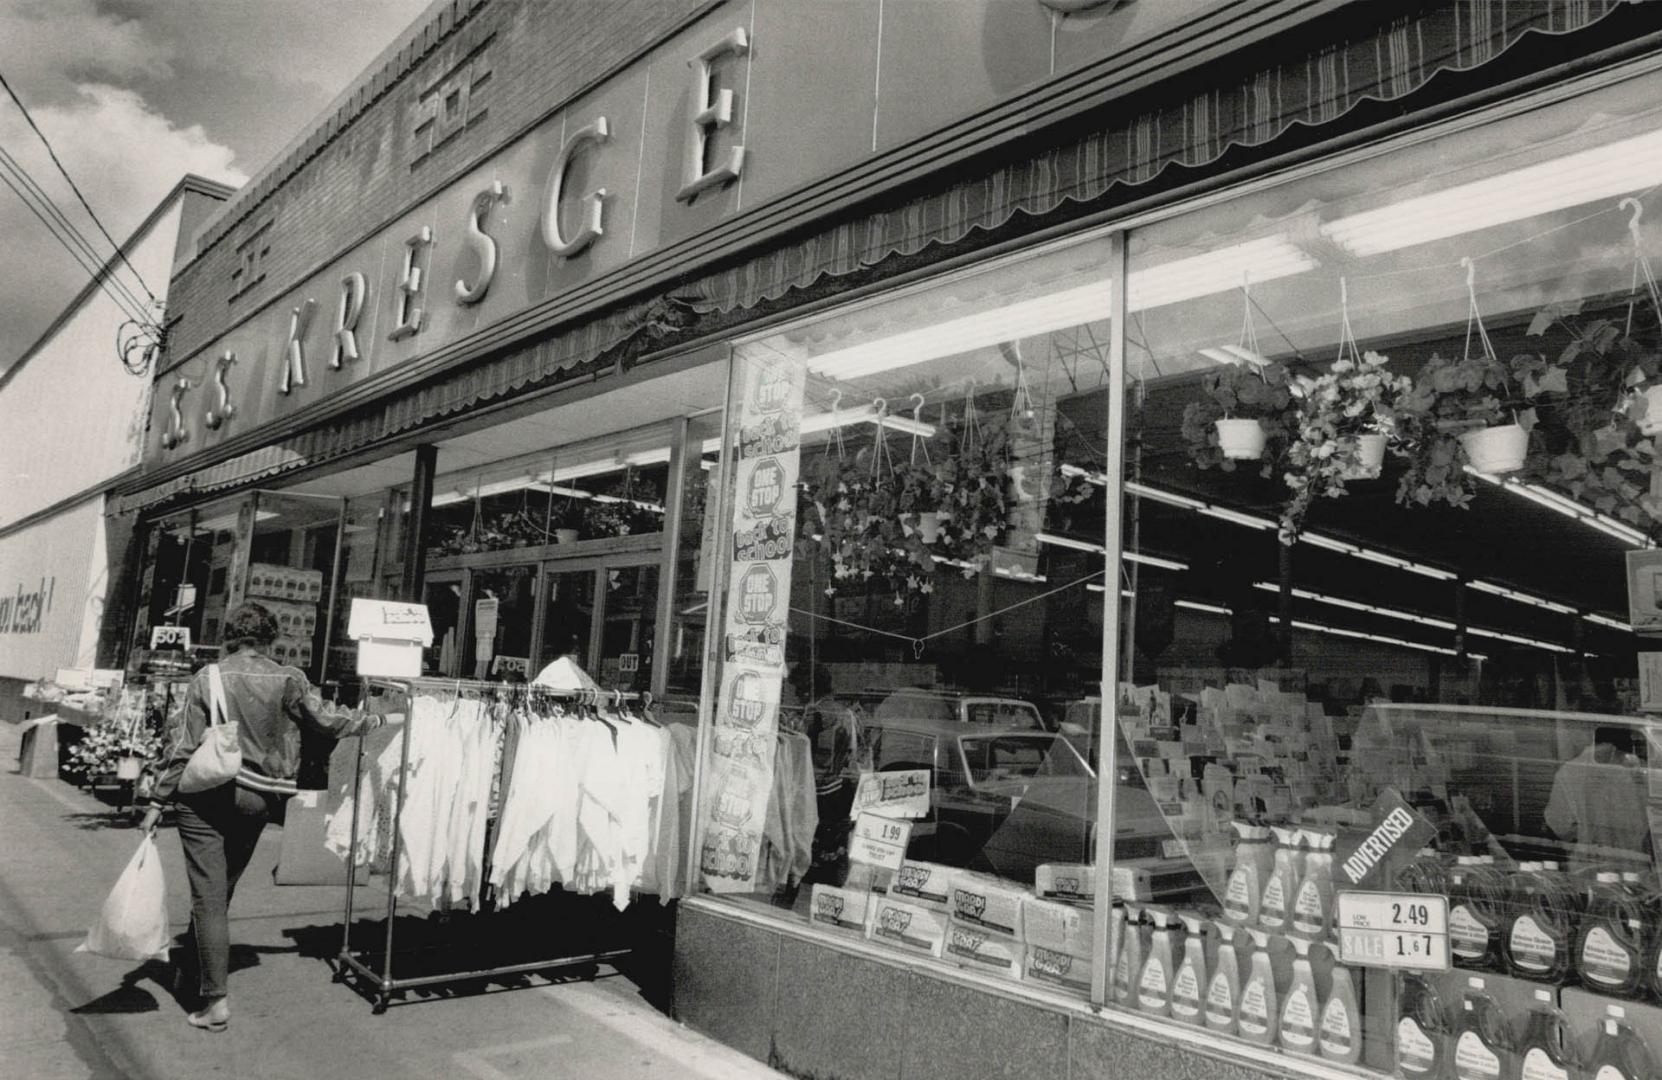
left=140, top=602, right=377, bottom=1031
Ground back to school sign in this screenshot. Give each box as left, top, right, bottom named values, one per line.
left=701, top=353, right=805, bottom=893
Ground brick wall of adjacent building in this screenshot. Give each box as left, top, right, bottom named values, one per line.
left=163, top=0, right=709, bottom=366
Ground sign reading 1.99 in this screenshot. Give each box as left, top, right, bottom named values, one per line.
left=1335, top=891, right=1449, bottom=972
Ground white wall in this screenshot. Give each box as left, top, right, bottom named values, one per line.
left=0, top=199, right=183, bottom=528
left=0, top=495, right=106, bottom=680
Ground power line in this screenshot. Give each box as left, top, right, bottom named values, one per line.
left=0, top=145, right=154, bottom=321
left=0, top=66, right=160, bottom=309
left=0, top=156, right=151, bottom=326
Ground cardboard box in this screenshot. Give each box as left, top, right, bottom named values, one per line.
left=1035, top=864, right=1096, bottom=905
left=1024, top=944, right=1093, bottom=995
left=1024, top=897, right=1090, bottom=957
left=890, top=859, right=956, bottom=910
left=867, top=897, right=947, bottom=958
left=808, top=885, right=872, bottom=938
left=947, top=876, right=1026, bottom=939
left=944, top=923, right=1022, bottom=979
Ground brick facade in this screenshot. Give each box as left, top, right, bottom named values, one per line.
left=164, top=0, right=709, bottom=366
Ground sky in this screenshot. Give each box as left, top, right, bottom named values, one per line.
left=0, top=0, right=427, bottom=372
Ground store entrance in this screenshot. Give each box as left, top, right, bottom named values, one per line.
left=429, top=552, right=662, bottom=691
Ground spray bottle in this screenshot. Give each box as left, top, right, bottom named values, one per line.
left=1204, top=922, right=1242, bottom=1037
left=1259, top=826, right=1303, bottom=932
left=1318, top=943, right=1361, bottom=1066
left=1113, top=904, right=1144, bottom=1006
left=1223, top=823, right=1274, bottom=926
left=1291, top=829, right=1336, bottom=940
left=1170, top=914, right=1210, bottom=1027
left=1236, top=929, right=1278, bottom=1046
left=1278, top=936, right=1320, bottom=1057
left=1137, top=909, right=1176, bottom=1017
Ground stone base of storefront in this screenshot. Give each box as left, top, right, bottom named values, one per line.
left=674, top=899, right=1316, bottom=1080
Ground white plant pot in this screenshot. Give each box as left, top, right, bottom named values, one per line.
left=1339, top=433, right=1387, bottom=480
left=916, top=512, right=942, bottom=544
left=1459, top=424, right=1529, bottom=475
left=116, top=756, right=143, bottom=781
left=1633, top=385, right=1662, bottom=436
left=555, top=528, right=580, bottom=545
left=1215, top=418, right=1266, bottom=461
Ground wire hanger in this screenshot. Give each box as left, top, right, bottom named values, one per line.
left=1460, top=257, right=1499, bottom=365
left=1622, top=197, right=1662, bottom=344
left=908, top=392, right=932, bottom=468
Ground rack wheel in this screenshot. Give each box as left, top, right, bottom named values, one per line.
left=331, top=967, right=346, bottom=984
left=372, top=999, right=388, bottom=1015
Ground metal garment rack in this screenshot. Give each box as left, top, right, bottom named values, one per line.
left=334, top=675, right=645, bottom=1013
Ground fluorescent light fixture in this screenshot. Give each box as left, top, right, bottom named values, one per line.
left=1085, top=584, right=1137, bottom=598
left=993, top=566, right=1048, bottom=583
left=1123, top=551, right=1189, bottom=572
left=1320, top=127, right=1662, bottom=257
left=1466, top=467, right=1652, bottom=549
left=1060, top=463, right=1108, bottom=487
left=1125, top=480, right=1206, bottom=512
left=540, top=457, right=623, bottom=483
left=1126, top=235, right=1319, bottom=312
left=1253, top=581, right=1457, bottom=630
left=1299, top=531, right=1457, bottom=581
left=805, top=280, right=1110, bottom=381
left=1583, top=612, right=1632, bottom=632
left=1465, top=625, right=1575, bottom=655
left=700, top=407, right=937, bottom=455
left=1198, top=344, right=1271, bottom=368
left=624, top=447, right=673, bottom=466
left=1175, top=599, right=1233, bottom=616
left=194, top=509, right=278, bottom=532
left=1201, top=506, right=1277, bottom=531
left=1466, top=579, right=1576, bottom=616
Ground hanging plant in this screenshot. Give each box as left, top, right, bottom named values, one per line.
left=919, top=403, right=1011, bottom=572
left=800, top=447, right=934, bottom=603
left=1180, top=361, right=1300, bottom=478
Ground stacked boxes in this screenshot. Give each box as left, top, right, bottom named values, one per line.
left=247, top=564, right=323, bottom=671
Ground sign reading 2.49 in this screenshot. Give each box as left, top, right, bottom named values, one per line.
left=1335, top=891, right=1449, bottom=972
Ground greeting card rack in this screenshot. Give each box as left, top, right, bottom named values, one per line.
left=334, top=675, right=646, bottom=1013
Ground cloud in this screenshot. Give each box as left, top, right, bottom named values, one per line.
left=0, top=0, right=175, bottom=104
left=0, top=83, right=248, bottom=368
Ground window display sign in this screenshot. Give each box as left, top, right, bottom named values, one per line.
left=1628, top=549, right=1662, bottom=635
left=848, top=769, right=931, bottom=820
left=1335, top=891, right=1449, bottom=972
left=850, top=812, right=913, bottom=873
left=1332, top=789, right=1438, bottom=889
left=699, top=352, right=805, bottom=893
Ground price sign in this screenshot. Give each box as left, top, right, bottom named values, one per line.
left=149, top=625, right=192, bottom=651
left=850, top=812, right=912, bottom=872
left=1335, top=891, right=1450, bottom=972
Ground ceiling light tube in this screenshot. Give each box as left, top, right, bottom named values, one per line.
left=1467, top=579, right=1576, bottom=615
left=1126, top=235, right=1319, bottom=312
left=1319, top=127, right=1662, bottom=257
left=1036, top=532, right=1104, bottom=554
left=536, top=457, right=623, bottom=484
left=1126, top=481, right=1206, bottom=512
left=1583, top=612, right=1632, bottom=632
left=1123, top=551, right=1190, bottom=572
left=1175, top=599, right=1233, bottom=616
left=805, top=280, right=1111, bottom=381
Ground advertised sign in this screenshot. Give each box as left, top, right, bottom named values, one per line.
left=848, top=769, right=931, bottom=820
left=1335, top=891, right=1449, bottom=972
left=699, top=352, right=805, bottom=893
left=1332, top=789, right=1438, bottom=890
left=850, top=812, right=913, bottom=873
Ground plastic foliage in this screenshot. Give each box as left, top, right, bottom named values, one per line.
left=1180, top=361, right=1300, bottom=479
left=1278, top=351, right=1411, bottom=544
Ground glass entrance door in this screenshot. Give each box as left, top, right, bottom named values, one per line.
left=532, top=556, right=660, bottom=692
left=464, top=565, right=538, bottom=680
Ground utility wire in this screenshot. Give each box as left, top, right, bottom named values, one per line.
left=0, top=145, right=153, bottom=321
left=0, top=157, right=150, bottom=326
left=0, top=66, right=161, bottom=309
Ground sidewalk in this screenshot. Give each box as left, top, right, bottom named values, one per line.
left=0, top=721, right=787, bottom=1080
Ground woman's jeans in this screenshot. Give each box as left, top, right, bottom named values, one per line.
left=173, top=785, right=285, bottom=1001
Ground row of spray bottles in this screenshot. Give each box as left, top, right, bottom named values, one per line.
left=1110, top=903, right=1364, bottom=1065
left=1111, top=823, right=1360, bottom=1063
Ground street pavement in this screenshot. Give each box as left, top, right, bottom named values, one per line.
left=0, top=721, right=786, bottom=1080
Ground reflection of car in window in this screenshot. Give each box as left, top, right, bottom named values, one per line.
left=857, top=712, right=1178, bottom=887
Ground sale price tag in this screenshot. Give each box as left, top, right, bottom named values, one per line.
left=149, top=625, right=192, bottom=651
left=850, top=812, right=913, bottom=872
left=1335, top=891, right=1450, bottom=972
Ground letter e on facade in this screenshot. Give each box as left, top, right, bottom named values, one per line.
left=678, top=28, right=749, bottom=203
left=390, top=226, right=433, bottom=341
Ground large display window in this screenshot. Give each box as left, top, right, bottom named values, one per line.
left=693, top=233, right=1117, bottom=996
left=688, top=59, right=1662, bottom=1079
left=1109, top=66, right=1662, bottom=1076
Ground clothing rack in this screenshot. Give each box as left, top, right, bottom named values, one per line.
left=334, top=674, right=648, bottom=1013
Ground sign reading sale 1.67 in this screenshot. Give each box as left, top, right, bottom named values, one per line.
left=1335, top=891, right=1449, bottom=972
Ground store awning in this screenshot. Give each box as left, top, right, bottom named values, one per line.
left=115, top=0, right=1642, bottom=518
left=684, top=0, right=1638, bottom=314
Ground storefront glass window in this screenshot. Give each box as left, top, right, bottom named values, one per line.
left=1112, top=70, right=1662, bottom=1074
left=696, top=234, right=1116, bottom=996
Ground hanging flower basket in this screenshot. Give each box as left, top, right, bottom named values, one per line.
left=1215, top=418, right=1267, bottom=461
left=1337, top=433, right=1388, bottom=480
left=916, top=512, right=944, bottom=544
left=116, top=755, right=144, bottom=781
left=1459, top=423, right=1529, bottom=474
left=554, top=528, right=580, bottom=544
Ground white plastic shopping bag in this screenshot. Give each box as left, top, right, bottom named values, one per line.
left=77, top=833, right=170, bottom=962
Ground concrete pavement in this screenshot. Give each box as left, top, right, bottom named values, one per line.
left=0, top=720, right=787, bottom=1080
